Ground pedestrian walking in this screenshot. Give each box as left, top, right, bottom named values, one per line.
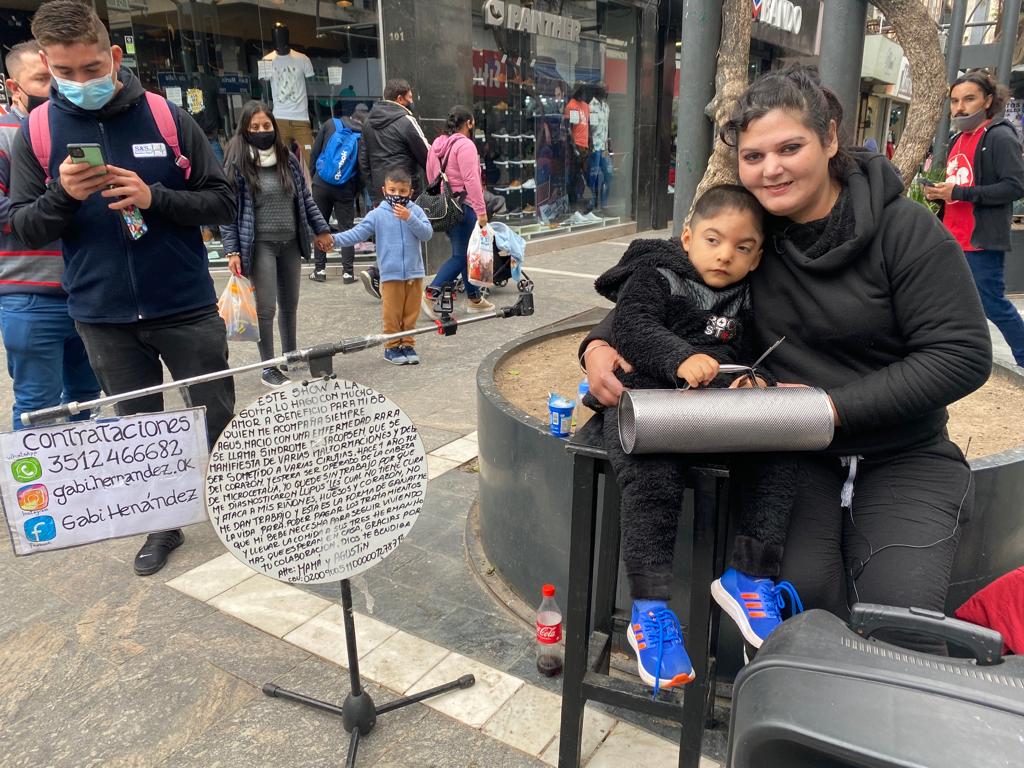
left=221, top=101, right=333, bottom=387
left=422, top=105, right=494, bottom=317
left=925, top=70, right=1024, bottom=367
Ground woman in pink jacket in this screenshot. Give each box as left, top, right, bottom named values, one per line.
left=422, top=106, right=494, bottom=317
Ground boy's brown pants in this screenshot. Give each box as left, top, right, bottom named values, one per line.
left=381, top=278, right=424, bottom=348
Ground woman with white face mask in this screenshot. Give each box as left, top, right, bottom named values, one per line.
left=581, top=65, right=991, bottom=657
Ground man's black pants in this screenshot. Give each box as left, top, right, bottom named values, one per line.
left=312, top=178, right=357, bottom=274
left=76, top=310, right=235, bottom=450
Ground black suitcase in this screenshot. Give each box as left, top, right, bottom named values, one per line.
left=727, top=605, right=1024, bottom=768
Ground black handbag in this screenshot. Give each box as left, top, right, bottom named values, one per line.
left=416, top=141, right=467, bottom=233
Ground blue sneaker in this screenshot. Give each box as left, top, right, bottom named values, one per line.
left=627, top=600, right=695, bottom=694
left=401, top=346, right=420, bottom=365
left=711, top=568, right=803, bottom=648
left=384, top=347, right=408, bottom=365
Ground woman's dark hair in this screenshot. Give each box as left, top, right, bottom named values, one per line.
left=444, top=105, right=474, bottom=135
left=951, top=69, right=1008, bottom=118
left=720, top=65, right=853, bottom=181
left=224, top=100, right=294, bottom=196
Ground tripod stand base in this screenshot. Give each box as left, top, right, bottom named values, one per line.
left=263, top=674, right=476, bottom=767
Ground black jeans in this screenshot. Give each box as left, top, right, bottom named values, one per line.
left=76, top=310, right=235, bottom=450
left=312, top=179, right=357, bottom=273
left=780, top=439, right=971, bottom=652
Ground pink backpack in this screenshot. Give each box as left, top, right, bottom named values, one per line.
left=28, top=91, right=191, bottom=183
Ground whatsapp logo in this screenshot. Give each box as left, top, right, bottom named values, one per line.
left=11, top=458, right=42, bottom=483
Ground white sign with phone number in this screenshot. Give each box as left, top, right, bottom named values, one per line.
left=1, top=409, right=209, bottom=556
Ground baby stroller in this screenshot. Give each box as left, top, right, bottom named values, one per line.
left=454, top=203, right=534, bottom=296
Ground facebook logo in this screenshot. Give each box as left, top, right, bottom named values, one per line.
left=23, top=515, right=56, bottom=543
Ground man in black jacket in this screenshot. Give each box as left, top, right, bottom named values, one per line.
left=9, top=1, right=236, bottom=576
left=926, top=70, right=1024, bottom=366
left=357, top=78, right=430, bottom=298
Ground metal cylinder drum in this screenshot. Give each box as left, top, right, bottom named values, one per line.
left=618, top=387, right=835, bottom=455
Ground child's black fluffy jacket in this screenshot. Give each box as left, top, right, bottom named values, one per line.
left=594, top=237, right=757, bottom=390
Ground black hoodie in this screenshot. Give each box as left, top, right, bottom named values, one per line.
left=594, top=237, right=754, bottom=389
left=356, top=100, right=430, bottom=202
left=585, top=152, right=992, bottom=455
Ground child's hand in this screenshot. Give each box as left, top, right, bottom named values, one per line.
left=392, top=204, right=411, bottom=221
left=676, top=354, right=719, bottom=388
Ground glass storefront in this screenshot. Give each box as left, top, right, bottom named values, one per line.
left=471, top=1, right=638, bottom=238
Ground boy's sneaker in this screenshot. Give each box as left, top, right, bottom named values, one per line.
left=308, top=269, right=327, bottom=282
left=711, top=567, right=804, bottom=648
left=627, top=600, right=695, bottom=694
left=342, top=273, right=356, bottom=284
left=401, top=346, right=420, bottom=365
left=384, top=347, right=408, bottom=365
left=360, top=267, right=381, bottom=299
left=261, top=367, right=290, bottom=387
left=421, top=287, right=441, bottom=321
left=466, top=296, right=495, bottom=313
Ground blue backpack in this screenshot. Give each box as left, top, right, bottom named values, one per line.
left=315, top=118, right=360, bottom=186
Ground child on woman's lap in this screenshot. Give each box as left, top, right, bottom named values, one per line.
left=585, top=185, right=802, bottom=692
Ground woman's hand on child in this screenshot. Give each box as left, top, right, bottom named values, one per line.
left=583, top=341, right=633, bottom=407
left=315, top=233, right=335, bottom=252
left=676, top=354, right=719, bottom=388
left=392, top=204, right=411, bottom=221
left=729, top=374, right=769, bottom=389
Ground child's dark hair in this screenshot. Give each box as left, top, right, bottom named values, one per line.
left=444, top=105, right=474, bottom=135
left=951, top=69, right=1009, bottom=118
left=720, top=65, right=852, bottom=181
left=384, top=166, right=412, bottom=186
left=691, top=184, right=764, bottom=235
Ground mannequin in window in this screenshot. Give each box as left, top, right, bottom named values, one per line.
left=261, top=23, right=315, bottom=156
left=588, top=83, right=612, bottom=212
left=564, top=83, right=590, bottom=211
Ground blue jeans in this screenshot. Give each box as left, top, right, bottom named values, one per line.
left=431, top=205, right=481, bottom=299
left=588, top=150, right=612, bottom=209
left=965, top=249, right=1024, bottom=366
left=0, top=294, right=101, bottom=430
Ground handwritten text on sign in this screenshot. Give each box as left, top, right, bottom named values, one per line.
left=206, top=379, right=427, bottom=584
left=1, top=409, right=210, bottom=555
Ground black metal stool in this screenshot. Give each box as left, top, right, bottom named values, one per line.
left=557, top=418, right=732, bottom=768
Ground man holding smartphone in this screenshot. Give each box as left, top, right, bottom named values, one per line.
left=0, top=41, right=100, bottom=431
left=8, top=1, right=237, bottom=576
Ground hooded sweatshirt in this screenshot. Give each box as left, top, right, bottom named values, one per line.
left=333, top=199, right=432, bottom=281
left=594, top=237, right=754, bottom=388
left=585, top=151, right=992, bottom=455
left=357, top=100, right=430, bottom=201
left=426, top=133, right=485, bottom=218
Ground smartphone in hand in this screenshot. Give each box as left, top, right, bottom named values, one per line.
left=68, top=143, right=148, bottom=240
left=915, top=176, right=937, bottom=187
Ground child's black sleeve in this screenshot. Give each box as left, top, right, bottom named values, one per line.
left=612, top=268, right=697, bottom=384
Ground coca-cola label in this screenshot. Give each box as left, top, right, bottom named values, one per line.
left=536, top=620, right=562, bottom=644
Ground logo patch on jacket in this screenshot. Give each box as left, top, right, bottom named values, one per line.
left=705, top=314, right=739, bottom=341
left=132, top=143, right=168, bottom=158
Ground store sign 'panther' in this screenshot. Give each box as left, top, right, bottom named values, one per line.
left=483, top=0, right=581, bottom=43
left=752, top=0, right=803, bottom=36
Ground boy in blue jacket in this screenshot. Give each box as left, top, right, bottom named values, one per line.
left=333, top=167, right=432, bottom=364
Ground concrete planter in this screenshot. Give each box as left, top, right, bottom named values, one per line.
left=476, top=319, right=1024, bottom=616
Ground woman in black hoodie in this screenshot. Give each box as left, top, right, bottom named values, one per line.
left=582, top=66, right=992, bottom=650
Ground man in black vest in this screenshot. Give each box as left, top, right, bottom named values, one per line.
left=9, top=1, right=237, bottom=576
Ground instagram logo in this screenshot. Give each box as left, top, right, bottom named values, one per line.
left=17, top=484, right=49, bottom=512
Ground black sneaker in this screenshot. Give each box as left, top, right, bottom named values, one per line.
left=262, top=367, right=290, bottom=387
left=342, top=272, right=356, bottom=284
left=308, top=269, right=327, bottom=282
left=360, top=267, right=382, bottom=300
left=134, top=530, right=184, bottom=576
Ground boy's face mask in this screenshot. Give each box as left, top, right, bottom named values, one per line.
left=384, top=193, right=411, bottom=207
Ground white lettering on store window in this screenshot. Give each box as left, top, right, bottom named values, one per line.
left=482, top=1, right=581, bottom=44
left=753, top=0, right=803, bottom=36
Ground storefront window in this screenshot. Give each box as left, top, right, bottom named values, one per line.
left=472, top=1, right=638, bottom=238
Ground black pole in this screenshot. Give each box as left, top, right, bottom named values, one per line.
left=818, top=0, right=869, bottom=143
left=997, top=0, right=1023, bottom=85
left=671, top=0, right=722, bottom=237
left=934, top=0, right=969, bottom=166
left=341, top=580, right=363, bottom=696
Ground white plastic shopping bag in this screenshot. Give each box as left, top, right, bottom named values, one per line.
left=467, top=221, right=494, bottom=288
left=218, top=274, right=261, bottom=342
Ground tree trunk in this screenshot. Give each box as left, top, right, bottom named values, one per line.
left=686, top=0, right=750, bottom=222
left=869, top=1, right=947, bottom=185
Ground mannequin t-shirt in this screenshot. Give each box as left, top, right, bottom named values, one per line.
left=589, top=98, right=609, bottom=152
left=263, top=50, right=314, bottom=122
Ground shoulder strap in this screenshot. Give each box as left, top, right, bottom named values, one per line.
left=439, top=136, right=467, bottom=173
left=332, top=117, right=343, bottom=133
left=27, top=102, right=53, bottom=184
left=145, top=91, right=191, bottom=180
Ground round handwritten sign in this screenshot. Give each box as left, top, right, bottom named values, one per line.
left=206, top=378, right=426, bottom=584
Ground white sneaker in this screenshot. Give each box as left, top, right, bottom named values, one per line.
left=566, top=212, right=587, bottom=226
left=466, top=296, right=495, bottom=313
left=584, top=212, right=603, bottom=224
left=522, top=178, right=537, bottom=189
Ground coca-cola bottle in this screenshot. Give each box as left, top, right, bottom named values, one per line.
left=536, top=583, right=564, bottom=677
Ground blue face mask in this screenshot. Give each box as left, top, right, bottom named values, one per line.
left=50, top=55, right=116, bottom=111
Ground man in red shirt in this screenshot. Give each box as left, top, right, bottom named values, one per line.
left=926, top=70, right=1024, bottom=367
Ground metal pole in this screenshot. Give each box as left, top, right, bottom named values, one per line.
left=671, top=0, right=722, bottom=237
left=933, top=0, right=969, bottom=167
left=817, top=0, right=869, bottom=143
left=997, top=0, right=1023, bottom=85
